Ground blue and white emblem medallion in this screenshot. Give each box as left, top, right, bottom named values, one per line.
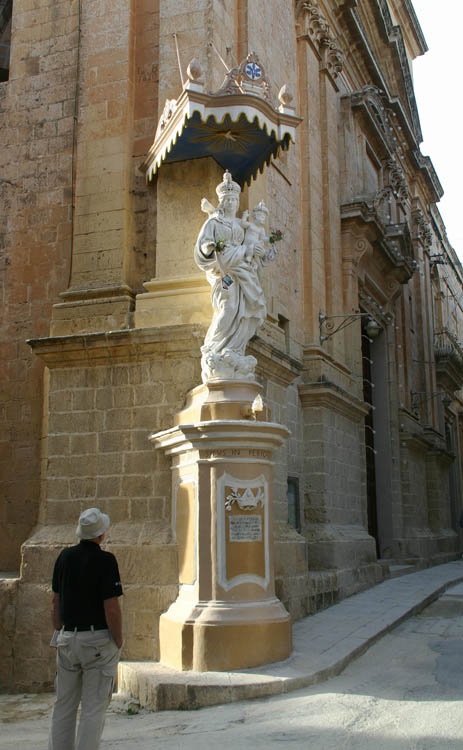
left=244, top=62, right=262, bottom=81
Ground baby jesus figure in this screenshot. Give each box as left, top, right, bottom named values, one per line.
left=200, top=197, right=272, bottom=270
left=241, top=201, right=269, bottom=267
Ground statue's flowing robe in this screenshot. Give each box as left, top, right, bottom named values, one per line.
left=194, top=214, right=267, bottom=357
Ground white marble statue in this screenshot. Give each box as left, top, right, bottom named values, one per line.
left=194, top=171, right=274, bottom=382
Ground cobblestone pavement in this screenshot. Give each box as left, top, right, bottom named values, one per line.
left=2, top=578, right=463, bottom=749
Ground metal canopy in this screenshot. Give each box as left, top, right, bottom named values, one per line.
left=142, top=53, right=302, bottom=187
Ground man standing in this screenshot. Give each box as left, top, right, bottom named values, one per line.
left=49, top=507, right=123, bottom=750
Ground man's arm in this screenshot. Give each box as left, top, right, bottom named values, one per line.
left=104, top=597, right=123, bottom=648
left=51, top=592, right=62, bottom=630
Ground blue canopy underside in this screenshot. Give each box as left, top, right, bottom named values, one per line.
left=161, top=111, right=290, bottom=186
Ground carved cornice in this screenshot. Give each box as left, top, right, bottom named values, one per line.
left=27, top=325, right=205, bottom=367
left=375, top=0, right=427, bottom=56
left=412, top=151, right=444, bottom=202
left=341, top=2, right=422, bottom=142
left=295, top=0, right=343, bottom=80
left=374, top=0, right=422, bottom=140
left=399, top=415, right=449, bottom=457
left=249, top=335, right=303, bottom=388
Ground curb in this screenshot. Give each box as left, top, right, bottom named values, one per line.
left=117, top=561, right=463, bottom=711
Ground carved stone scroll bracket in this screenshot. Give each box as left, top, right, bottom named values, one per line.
left=342, top=235, right=372, bottom=269
left=384, top=277, right=402, bottom=303
left=341, top=229, right=373, bottom=312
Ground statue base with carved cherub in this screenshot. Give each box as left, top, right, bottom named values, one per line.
left=149, top=172, right=291, bottom=672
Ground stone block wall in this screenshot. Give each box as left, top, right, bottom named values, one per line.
left=1, top=327, right=201, bottom=690
left=0, top=0, right=77, bottom=569
left=300, top=396, right=380, bottom=593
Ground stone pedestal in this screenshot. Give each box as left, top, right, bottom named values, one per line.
left=150, top=380, right=292, bottom=671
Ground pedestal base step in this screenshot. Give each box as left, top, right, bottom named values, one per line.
left=159, top=598, right=292, bottom=671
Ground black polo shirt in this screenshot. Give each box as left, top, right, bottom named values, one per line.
left=52, top=540, right=123, bottom=629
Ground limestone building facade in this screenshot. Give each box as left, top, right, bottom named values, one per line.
left=1, top=0, right=462, bottom=691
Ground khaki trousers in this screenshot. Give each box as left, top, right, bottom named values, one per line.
left=48, top=629, right=121, bottom=750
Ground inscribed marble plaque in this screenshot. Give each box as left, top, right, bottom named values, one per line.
left=228, top=514, right=262, bottom=542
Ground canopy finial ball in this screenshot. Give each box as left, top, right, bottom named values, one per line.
left=278, top=84, right=294, bottom=107
left=187, top=58, right=203, bottom=81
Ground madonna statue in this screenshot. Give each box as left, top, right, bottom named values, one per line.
left=194, top=171, right=272, bottom=382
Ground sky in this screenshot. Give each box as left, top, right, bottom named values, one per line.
left=411, top=1, right=462, bottom=257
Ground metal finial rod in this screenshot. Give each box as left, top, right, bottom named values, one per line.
left=172, top=33, right=185, bottom=86
left=209, top=41, right=230, bottom=72
left=208, top=42, right=245, bottom=94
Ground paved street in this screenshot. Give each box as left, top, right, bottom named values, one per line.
left=2, top=581, right=463, bottom=749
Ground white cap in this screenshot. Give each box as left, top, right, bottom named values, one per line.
left=76, top=508, right=110, bottom=540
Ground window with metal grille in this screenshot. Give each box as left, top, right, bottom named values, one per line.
left=287, top=476, right=300, bottom=532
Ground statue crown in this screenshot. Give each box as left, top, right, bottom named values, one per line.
left=216, top=170, right=241, bottom=200
left=252, top=200, right=268, bottom=215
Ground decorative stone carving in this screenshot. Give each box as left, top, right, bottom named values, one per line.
left=351, top=86, right=396, bottom=154
left=295, top=0, right=343, bottom=79
left=296, top=0, right=331, bottom=44
left=413, top=208, right=432, bottom=249
left=343, top=2, right=423, bottom=141
left=212, top=52, right=274, bottom=107
left=194, top=171, right=276, bottom=382
left=326, top=40, right=343, bottom=78
left=385, top=158, right=408, bottom=202
left=434, top=329, right=463, bottom=392
left=225, top=486, right=265, bottom=512
left=359, top=290, right=393, bottom=325
left=373, top=186, right=394, bottom=226
left=154, top=98, right=177, bottom=140
left=351, top=237, right=370, bottom=266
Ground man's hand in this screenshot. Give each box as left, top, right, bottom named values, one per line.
left=104, top=597, right=123, bottom=649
